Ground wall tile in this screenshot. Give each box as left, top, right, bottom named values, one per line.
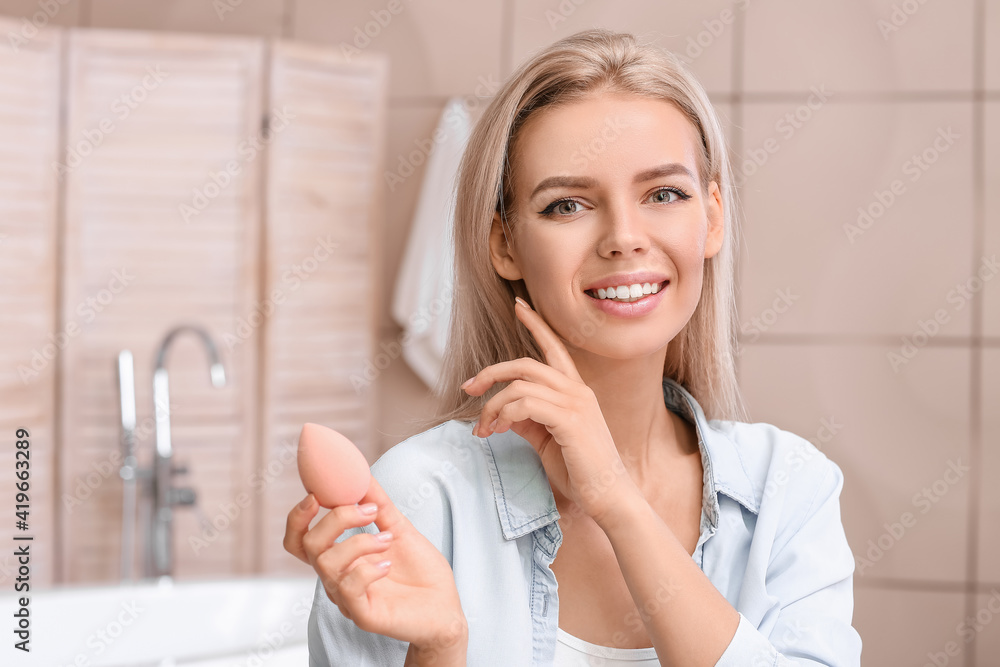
left=89, top=0, right=286, bottom=37
left=375, top=328, right=440, bottom=457
left=744, top=0, right=974, bottom=93
left=973, top=589, right=1000, bottom=665
left=986, top=0, right=1000, bottom=92
left=978, top=348, right=1000, bottom=583
left=293, top=0, right=503, bottom=100
left=984, top=102, right=1000, bottom=338
left=739, top=101, right=974, bottom=338
left=0, top=0, right=81, bottom=27
left=853, top=587, right=967, bottom=665
left=510, top=0, right=737, bottom=96
left=738, top=344, right=971, bottom=583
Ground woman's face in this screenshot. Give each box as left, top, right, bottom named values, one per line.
left=489, top=92, right=724, bottom=360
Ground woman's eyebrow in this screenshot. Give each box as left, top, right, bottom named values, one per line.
left=529, top=162, right=695, bottom=200
left=633, top=162, right=696, bottom=183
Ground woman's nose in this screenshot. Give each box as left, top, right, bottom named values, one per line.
left=596, top=202, right=650, bottom=257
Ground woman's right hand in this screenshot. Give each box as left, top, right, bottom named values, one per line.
left=283, top=475, right=468, bottom=662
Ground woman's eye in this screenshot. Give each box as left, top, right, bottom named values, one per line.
left=539, top=198, right=582, bottom=217
left=649, top=187, right=690, bottom=204
left=555, top=200, right=580, bottom=215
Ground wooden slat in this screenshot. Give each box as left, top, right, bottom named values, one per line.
left=260, top=41, right=387, bottom=574
left=0, top=17, right=62, bottom=589
left=59, top=28, right=264, bottom=583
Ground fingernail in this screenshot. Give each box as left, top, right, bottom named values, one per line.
left=376, top=560, right=391, bottom=569
left=299, top=494, right=314, bottom=509
left=472, top=421, right=480, bottom=437
left=375, top=531, right=393, bottom=542
left=461, top=376, right=475, bottom=389
left=359, top=502, right=378, bottom=515
left=514, top=296, right=530, bottom=310
left=489, top=418, right=498, bottom=432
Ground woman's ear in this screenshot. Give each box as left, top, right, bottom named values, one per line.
left=703, top=180, right=725, bottom=260
left=489, top=210, right=523, bottom=281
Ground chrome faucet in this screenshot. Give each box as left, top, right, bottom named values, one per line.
left=117, top=350, right=139, bottom=582
left=150, top=325, right=226, bottom=579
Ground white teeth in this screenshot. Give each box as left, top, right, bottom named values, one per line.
left=590, top=281, right=665, bottom=301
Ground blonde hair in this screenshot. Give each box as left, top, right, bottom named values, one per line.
left=407, top=28, right=747, bottom=434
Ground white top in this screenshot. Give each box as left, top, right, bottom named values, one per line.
left=554, top=627, right=661, bottom=665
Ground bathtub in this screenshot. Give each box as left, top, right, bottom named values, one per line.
left=0, top=575, right=318, bottom=666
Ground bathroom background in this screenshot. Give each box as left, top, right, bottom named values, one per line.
left=0, top=0, right=996, bottom=665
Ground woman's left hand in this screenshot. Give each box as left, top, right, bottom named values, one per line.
left=462, top=296, right=637, bottom=523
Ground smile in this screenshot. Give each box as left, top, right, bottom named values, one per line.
left=584, top=280, right=669, bottom=302
left=583, top=280, right=669, bottom=318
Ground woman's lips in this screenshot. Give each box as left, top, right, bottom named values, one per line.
left=584, top=280, right=669, bottom=318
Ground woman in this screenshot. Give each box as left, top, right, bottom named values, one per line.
left=284, top=28, right=862, bottom=666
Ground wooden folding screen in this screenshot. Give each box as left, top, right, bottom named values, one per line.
left=0, top=18, right=62, bottom=589
left=0, top=23, right=385, bottom=584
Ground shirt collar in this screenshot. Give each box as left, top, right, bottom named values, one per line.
left=476, top=376, right=760, bottom=541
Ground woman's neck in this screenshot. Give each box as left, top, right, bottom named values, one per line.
left=572, top=347, right=691, bottom=488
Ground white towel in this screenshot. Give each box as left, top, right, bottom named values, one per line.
left=391, top=97, right=475, bottom=394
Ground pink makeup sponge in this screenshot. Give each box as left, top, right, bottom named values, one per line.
left=297, top=423, right=371, bottom=508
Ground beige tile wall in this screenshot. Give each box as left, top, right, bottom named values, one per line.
left=1, top=0, right=994, bottom=662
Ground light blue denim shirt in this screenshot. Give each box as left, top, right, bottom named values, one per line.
left=308, top=377, right=863, bottom=666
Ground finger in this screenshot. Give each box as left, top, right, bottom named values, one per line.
left=302, top=502, right=381, bottom=564
left=319, top=554, right=388, bottom=625
left=476, top=379, right=565, bottom=437
left=464, top=358, right=574, bottom=399
left=359, top=475, right=410, bottom=535
left=338, top=558, right=392, bottom=627
left=491, top=396, right=563, bottom=439
left=514, top=297, right=584, bottom=382
left=314, top=530, right=393, bottom=583
left=283, top=493, right=320, bottom=563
